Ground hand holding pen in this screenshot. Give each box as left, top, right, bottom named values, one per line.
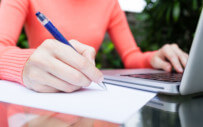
left=22, top=12, right=106, bottom=93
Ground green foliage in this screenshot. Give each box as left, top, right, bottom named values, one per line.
left=17, top=31, right=29, bottom=49
left=133, top=0, right=203, bottom=53
left=96, top=40, right=123, bottom=69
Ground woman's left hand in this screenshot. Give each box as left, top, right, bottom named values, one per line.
left=150, top=44, right=189, bottom=73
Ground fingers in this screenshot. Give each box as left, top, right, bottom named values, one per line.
left=161, top=44, right=184, bottom=73
left=151, top=55, right=172, bottom=72
left=23, top=67, right=60, bottom=93
left=151, top=44, right=189, bottom=73
left=52, top=40, right=103, bottom=83
left=69, top=40, right=96, bottom=65
left=38, top=72, right=82, bottom=93
left=171, top=44, right=189, bottom=67
left=25, top=66, right=82, bottom=93
left=44, top=57, right=92, bottom=87
left=30, top=84, right=59, bottom=93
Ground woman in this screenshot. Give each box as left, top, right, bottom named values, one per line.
left=0, top=0, right=188, bottom=93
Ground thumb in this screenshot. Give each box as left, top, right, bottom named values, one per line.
left=69, top=39, right=96, bottom=65
left=152, top=57, right=172, bottom=72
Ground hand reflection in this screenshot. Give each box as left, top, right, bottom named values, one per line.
left=22, top=115, right=86, bottom=127
left=0, top=102, right=118, bottom=127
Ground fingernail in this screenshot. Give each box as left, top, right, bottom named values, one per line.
left=98, top=77, right=104, bottom=84
left=179, top=67, right=183, bottom=72
left=183, top=58, right=187, bottom=66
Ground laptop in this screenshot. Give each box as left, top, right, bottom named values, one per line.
left=102, top=10, right=203, bottom=95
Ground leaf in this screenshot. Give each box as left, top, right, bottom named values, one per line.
left=173, top=1, right=181, bottom=22
left=166, top=6, right=172, bottom=23
left=96, top=63, right=102, bottom=69
left=192, top=0, right=198, bottom=10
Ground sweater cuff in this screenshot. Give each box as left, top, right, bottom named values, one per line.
left=123, top=50, right=157, bottom=69
left=145, top=51, right=157, bottom=68
left=0, top=48, right=35, bottom=85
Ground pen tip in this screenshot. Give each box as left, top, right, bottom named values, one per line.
left=98, top=82, right=107, bottom=90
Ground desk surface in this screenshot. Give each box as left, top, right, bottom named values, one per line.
left=1, top=94, right=203, bottom=127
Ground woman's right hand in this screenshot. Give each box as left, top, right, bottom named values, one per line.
left=23, top=39, right=103, bottom=93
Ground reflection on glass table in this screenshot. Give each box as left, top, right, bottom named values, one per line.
left=0, top=102, right=118, bottom=127
left=129, top=95, right=203, bottom=127
left=1, top=95, right=203, bottom=127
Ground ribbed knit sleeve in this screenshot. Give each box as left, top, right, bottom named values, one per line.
left=0, top=47, right=34, bottom=84
left=0, top=0, right=35, bottom=85
left=107, top=0, right=157, bottom=68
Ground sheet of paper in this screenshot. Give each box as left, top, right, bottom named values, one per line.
left=0, top=80, right=156, bottom=124
left=118, top=0, right=146, bottom=13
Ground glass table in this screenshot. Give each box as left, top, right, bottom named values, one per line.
left=1, top=94, right=203, bottom=127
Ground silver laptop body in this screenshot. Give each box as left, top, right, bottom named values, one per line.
left=103, top=10, right=203, bottom=95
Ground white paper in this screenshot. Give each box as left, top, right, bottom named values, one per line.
left=118, top=0, right=146, bottom=13
left=0, top=80, right=156, bottom=123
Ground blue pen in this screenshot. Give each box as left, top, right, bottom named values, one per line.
left=35, top=12, right=106, bottom=90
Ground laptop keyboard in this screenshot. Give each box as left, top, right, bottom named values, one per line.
left=122, top=72, right=183, bottom=82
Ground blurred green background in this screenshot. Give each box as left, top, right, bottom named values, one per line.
left=17, top=0, right=202, bottom=69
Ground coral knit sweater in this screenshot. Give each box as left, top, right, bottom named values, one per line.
left=0, top=0, right=155, bottom=85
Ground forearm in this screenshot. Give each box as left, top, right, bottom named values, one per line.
left=123, top=50, right=157, bottom=68
left=107, top=0, right=157, bottom=69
